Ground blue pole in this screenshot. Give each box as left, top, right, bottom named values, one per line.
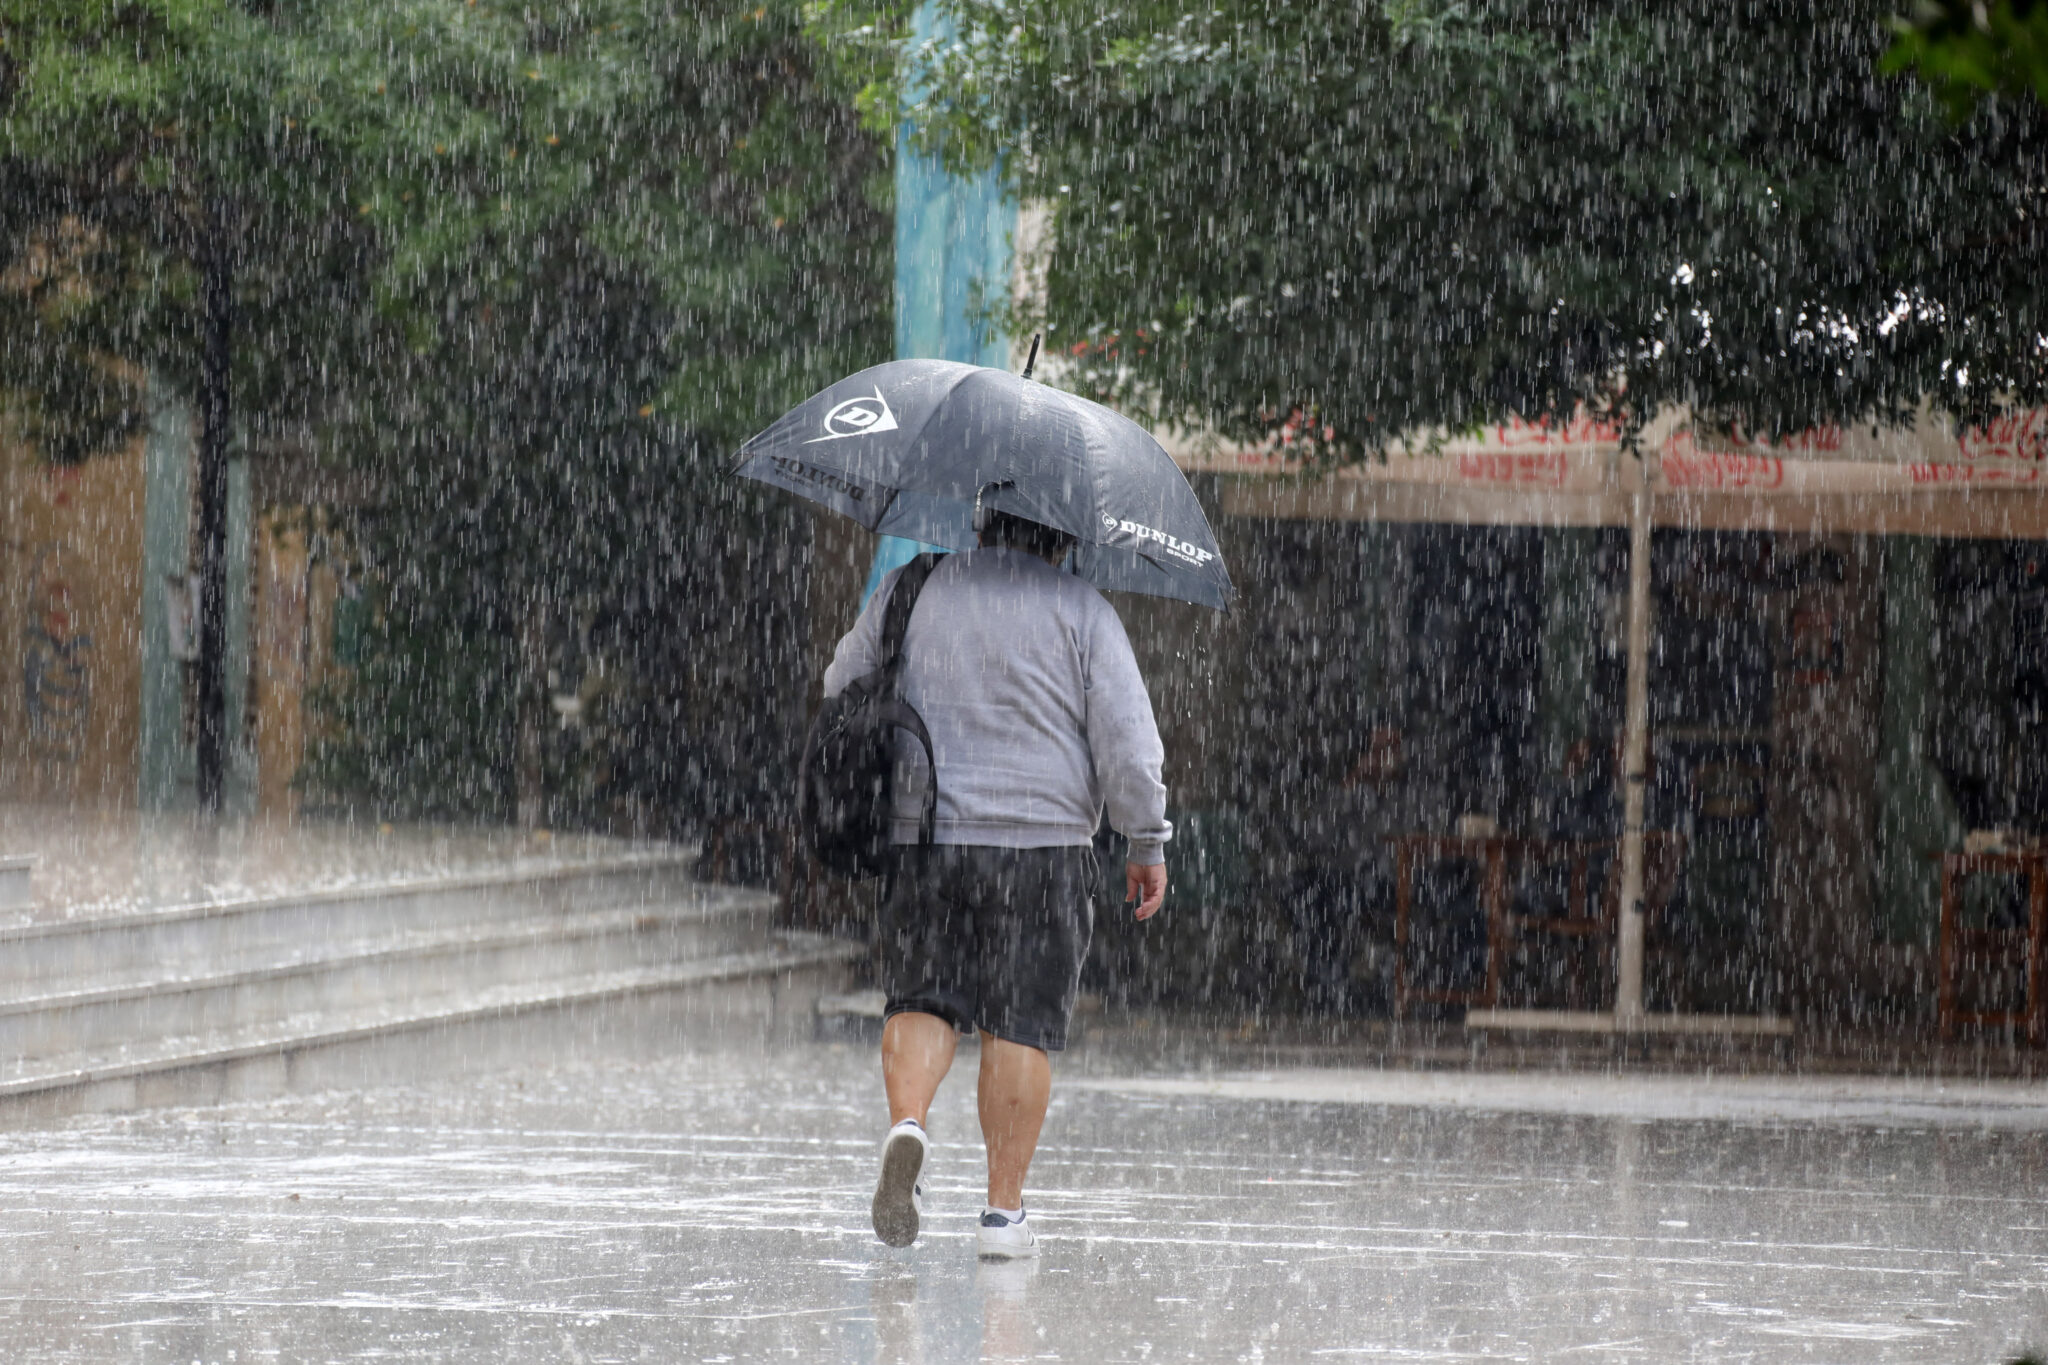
left=865, top=1, right=1016, bottom=607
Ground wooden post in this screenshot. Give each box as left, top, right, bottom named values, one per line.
left=1938, top=854, right=1959, bottom=1042
left=2030, top=854, right=2046, bottom=1048
left=516, top=597, right=546, bottom=830
left=1615, top=458, right=1654, bottom=1022
left=1483, top=841, right=1507, bottom=1009
left=1393, top=841, right=1414, bottom=1020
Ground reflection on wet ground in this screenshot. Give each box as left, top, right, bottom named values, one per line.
left=0, top=1037, right=2041, bottom=1362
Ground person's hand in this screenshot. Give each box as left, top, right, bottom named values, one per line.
left=1125, top=861, right=1166, bottom=921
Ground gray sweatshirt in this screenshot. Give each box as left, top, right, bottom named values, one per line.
left=822, top=548, right=1171, bottom=865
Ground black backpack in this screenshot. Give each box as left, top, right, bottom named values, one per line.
left=796, top=553, right=941, bottom=879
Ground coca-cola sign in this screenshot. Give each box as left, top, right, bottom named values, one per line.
left=1954, top=410, right=2046, bottom=465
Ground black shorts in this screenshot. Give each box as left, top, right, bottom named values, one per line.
left=879, top=844, right=1098, bottom=1052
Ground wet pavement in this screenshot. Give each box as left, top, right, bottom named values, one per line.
left=0, top=802, right=674, bottom=923
left=1, top=1034, right=2043, bottom=1363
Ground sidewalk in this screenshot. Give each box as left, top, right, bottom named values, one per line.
left=1059, top=1003, right=2048, bottom=1082
left=1, top=1030, right=2041, bottom=1363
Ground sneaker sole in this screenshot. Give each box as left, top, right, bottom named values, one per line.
left=871, top=1131, right=925, bottom=1248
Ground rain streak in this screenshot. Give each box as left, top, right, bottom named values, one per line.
left=1, top=1, right=2046, bottom=1361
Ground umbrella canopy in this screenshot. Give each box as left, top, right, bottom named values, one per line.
left=734, top=359, right=1234, bottom=610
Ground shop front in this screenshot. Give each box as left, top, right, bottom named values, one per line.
left=1152, top=409, right=2048, bottom=1031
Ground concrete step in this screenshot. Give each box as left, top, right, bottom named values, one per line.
left=0, top=854, right=708, bottom=994
left=0, top=897, right=768, bottom=1068
left=0, top=849, right=866, bottom=1126
left=0, top=855, right=31, bottom=912
left=0, top=932, right=863, bottom=1124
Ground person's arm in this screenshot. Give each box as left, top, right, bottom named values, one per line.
left=1082, top=603, right=1171, bottom=916
left=820, top=568, right=901, bottom=699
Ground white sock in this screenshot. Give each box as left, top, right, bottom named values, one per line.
left=985, top=1204, right=1023, bottom=1223
left=891, top=1117, right=924, bottom=1132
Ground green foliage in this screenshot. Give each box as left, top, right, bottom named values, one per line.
left=899, top=0, right=2048, bottom=456
left=805, top=0, right=914, bottom=135
left=0, top=177, right=148, bottom=463
left=1886, top=1, right=2048, bottom=118
left=3, top=0, right=889, bottom=455
left=0, top=0, right=387, bottom=456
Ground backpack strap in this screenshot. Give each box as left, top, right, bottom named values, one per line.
left=878, top=552, right=942, bottom=845
left=879, top=552, right=942, bottom=669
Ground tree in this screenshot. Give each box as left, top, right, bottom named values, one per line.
left=1886, top=0, right=2048, bottom=117
left=838, top=0, right=2048, bottom=453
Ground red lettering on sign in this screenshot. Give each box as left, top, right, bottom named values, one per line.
left=1492, top=413, right=1624, bottom=447
left=1955, top=410, right=2046, bottom=465
left=1661, top=450, right=1786, bottom=490
left=1728, top=424, right=1844, bottom=454
left=1909, top=461, right=2043, bottom=485
left=1456, top=451, right=1569, bottom=486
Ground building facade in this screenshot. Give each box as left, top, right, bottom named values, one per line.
left=1, top=390, right=337, bottom=819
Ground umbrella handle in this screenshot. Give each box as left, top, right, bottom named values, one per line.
left=1020, top=333, right=1042, bottom=380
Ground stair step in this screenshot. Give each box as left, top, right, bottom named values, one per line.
left=0, top=855, right=713, bottom=992
left=0, top=934, right=861, bottom=1101
left=0, top=897, right=772, bottom=1066
left=0, top=856, right=31, bottom=912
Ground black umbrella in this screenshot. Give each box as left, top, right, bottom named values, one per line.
left=733, top=358, right=1234, bottom=610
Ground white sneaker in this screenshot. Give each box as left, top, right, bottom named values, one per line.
left=976, top=1207, right=1038, bottom=1259
left=871, top=1120, right=928, bottom=1247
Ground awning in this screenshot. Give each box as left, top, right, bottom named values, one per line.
left=1168, top=403, right=2047, bottom=1033
left=1180, top=407, right=2048, bottom=539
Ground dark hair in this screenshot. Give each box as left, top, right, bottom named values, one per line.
left=978, top=510, right=1076, bottom=565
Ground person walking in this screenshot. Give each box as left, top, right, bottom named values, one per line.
left=822, top=510, right=1171, bottom=1259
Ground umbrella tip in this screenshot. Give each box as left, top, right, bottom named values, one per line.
left=1020, top=333, right=1042, bottom=381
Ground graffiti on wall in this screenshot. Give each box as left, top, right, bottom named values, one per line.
left=22, top=545, right=92, bottom=763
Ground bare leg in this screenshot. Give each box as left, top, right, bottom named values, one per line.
left=882, top=1011, right=959, bottom=1126
left=977, top=1032, right=1051, bottom=1209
